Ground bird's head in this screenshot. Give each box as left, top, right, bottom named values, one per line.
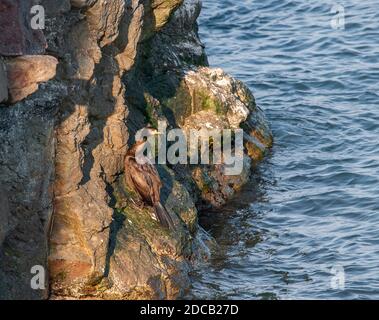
left=135, top=125, right=163, bottom=144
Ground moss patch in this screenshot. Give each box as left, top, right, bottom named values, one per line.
left=195, top=90, right=224, bottom=115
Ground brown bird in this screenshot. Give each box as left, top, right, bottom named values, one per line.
left=124, top=127, right=175, bottom=230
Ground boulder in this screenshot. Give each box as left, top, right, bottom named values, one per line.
left=176, top=67, right=272, bottom=207
left=6, top=55, right=58, bottom=103
left=181, top=67, right=272, bottom=159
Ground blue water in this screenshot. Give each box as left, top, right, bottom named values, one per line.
left=190, top=0, right=379, bottom=299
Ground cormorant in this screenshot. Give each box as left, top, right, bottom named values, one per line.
left=124, top=127, right=175, bottom=230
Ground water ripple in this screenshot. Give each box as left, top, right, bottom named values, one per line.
left=189, top=0, right=379, bottom=300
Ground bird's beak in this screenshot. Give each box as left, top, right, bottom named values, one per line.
left=154, top=132, right=163, bottom=136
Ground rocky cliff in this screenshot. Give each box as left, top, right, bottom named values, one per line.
left=0, top=0, right=272, bottom=299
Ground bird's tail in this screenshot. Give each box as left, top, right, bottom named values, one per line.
left=154, top=202, right=175, bottom=230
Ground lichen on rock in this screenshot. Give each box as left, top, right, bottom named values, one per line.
left=152, top=0, right=184, bottom=30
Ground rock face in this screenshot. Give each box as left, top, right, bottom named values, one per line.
left=0, top=59, right=7, bottom=102
left=0, top=0, right=272, bottom=300
left=70, top=0, right=96, bottom=9
left=0, top=188, right=9, bottom=246
left=0, top=84, right=61, bottom=299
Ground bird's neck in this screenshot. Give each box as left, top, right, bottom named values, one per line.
left=135, top=140, right=146, bottom=155
left=128, top=140, right=147, bottom=156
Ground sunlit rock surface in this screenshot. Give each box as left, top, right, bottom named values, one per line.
left=5, top=55, right=58, bottom=103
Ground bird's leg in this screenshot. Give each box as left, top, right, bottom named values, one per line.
left=150, top=211, right=158, bottom=222
left=129, top=197, right=137, bottom=206
left=129, top=196, right=145, bottom=209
